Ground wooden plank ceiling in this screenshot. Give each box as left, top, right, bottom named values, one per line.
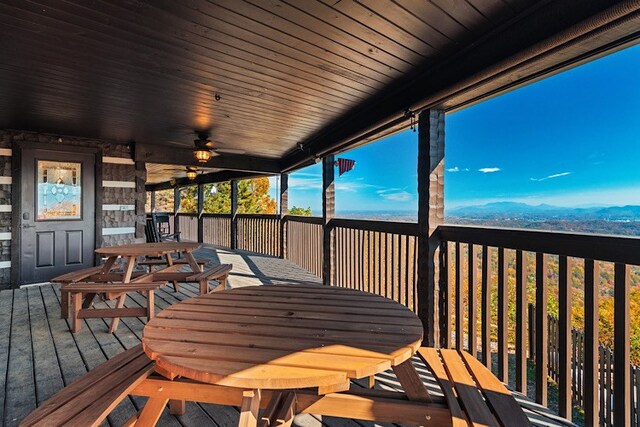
left=145, top=163, right=220, bottom=186
left=0, top=0, right=638, bottom=182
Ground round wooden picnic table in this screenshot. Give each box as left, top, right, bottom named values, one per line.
left=140, top=284, right=429, bottom=426
left=143, top=283, right=423, bottom=390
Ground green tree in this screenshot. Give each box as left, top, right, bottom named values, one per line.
left=289, top=206, right=312, bottom=216
left=154, top=189, right=175, bottom=212
left=177, top=177, right=277, bottom=214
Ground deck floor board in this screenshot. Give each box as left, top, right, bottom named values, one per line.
left=1, top=247, right=566, bottom=427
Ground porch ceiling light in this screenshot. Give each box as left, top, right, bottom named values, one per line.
left=194, top=133, right=215, bottom=163
left=186, top=167, right=198, bottom=180
left=194, top=148, right=212, bottom=163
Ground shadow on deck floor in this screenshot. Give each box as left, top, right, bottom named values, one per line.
left=0, top=246, right=570, bottom=427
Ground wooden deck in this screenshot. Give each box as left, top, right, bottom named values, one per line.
left=0, top=246, right=569, bottom=427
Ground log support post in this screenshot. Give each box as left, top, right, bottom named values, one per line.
left=173, top=186, right=180, bottom=238
left=280, top=173, right=289, bottom=259
left=322, top=155, right=335, bottom=286
left=197, top=183, right=205, bottom=243
left=150, top=190, right=156, bottom=213
left=230, top=179, right=238, bottom=250
left=417, top=109, right=445, bottom=347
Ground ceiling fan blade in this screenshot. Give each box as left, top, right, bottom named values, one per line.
left=215, top=148, right=246, bottom=155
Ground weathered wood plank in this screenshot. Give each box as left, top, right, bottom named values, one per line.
left=40, top=286, right=87, bottom=385
left=0, top=289, right=14, bottom=425
left=4, top=290, right=37, bottom=426
left=27, top=287, right=64, bottom=404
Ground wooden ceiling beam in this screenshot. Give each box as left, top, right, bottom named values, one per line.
left=281, top=0, right=640, bottom=172
left=135, top=143, right=281, bottom=174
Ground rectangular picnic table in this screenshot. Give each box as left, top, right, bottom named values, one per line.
left=55, top=242, right=231, bottom=333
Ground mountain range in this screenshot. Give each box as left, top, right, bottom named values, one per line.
left=447, top=202, right=640, bottom=221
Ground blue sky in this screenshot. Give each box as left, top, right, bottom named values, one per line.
left=273, top=43, right=640, bottom=214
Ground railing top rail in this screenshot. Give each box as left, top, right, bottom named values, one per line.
left=329, top=218, right=419, bottom=236
left=201, top=213, right=232, bottom=218
left=283, top=215, right=323, bottom=225
left=438, top=224, right=640, bottom=265
left=236, top=213, right=281, bottom=220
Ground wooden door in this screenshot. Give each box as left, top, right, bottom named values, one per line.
left=18, top=149, right=96, bottom=284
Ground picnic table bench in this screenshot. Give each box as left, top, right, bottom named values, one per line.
left=20, top=344, right=154, bottom=427
left=64, top=281, right=165, bottom=333
left=138, top=257, right=208, bottom=273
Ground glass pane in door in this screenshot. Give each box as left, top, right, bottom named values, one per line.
left=36, top=160, right=82, bottom=220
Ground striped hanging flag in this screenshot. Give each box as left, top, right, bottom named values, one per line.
left=336, top=158, right=356, bottom=176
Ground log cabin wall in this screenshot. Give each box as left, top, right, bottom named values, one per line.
left=0, top=130, right=146, bottom=289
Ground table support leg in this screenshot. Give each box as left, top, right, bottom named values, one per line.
left=108, top=294, right=127, bottom=334
left=165, top=254, right=179, bottom=292
left=61, top=288, right=69, bottom=319
left=185, top=251, right=203, bottom=272
left=82, top=293, right=97, bottom=309
left=71, top=292, right=82, bottom=333
left=239, top=389, right=261, bottom=427
left=100, top=256, right=118, bottom=274
left=136, top=396, right=169, bottom=427
left=169, top=399, right=186, bottom=415
left=393, top=359, right=432, bottom=402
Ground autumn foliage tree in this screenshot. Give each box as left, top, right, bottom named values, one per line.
left=174, top=177, right=276, bottom=214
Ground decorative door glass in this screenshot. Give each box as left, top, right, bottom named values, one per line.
left=36, top=160, right=82, bottom=220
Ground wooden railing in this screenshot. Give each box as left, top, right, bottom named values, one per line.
left=283, top=215, right=323, bottom=277
left=202, top=214, right=231, bottom=248
left=177, top=213, right=198, bottom=241
left=437, top=224, right=640, bottom=425
left=328, top=218, right=419, bottom=312
left=163, top=214, right=640, bottom=425
left=236, top=214, right=281, bottom=257
left=532, top=305, right=640, bottom=427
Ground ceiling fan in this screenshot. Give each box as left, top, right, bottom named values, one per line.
left=164, top=127, right=247, bottom=159
left=158, top=165, right=200, bottom=180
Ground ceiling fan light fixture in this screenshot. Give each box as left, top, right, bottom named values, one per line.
left=194, top=148, right=212, bottom=163
left=186, top=170, right=198, bottom=180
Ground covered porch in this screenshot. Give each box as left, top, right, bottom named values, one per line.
left=1, top=0, right=639, bottom=425
left=0, top=246, right=566, bottom=427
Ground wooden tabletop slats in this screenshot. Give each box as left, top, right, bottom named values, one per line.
left=180, top=297, right=417, bottom=319
left=155, top=355, right=349, bottom=389
left=143, top=284, right=422, bottom=391
left=146, top=317, right=422, bottom=347
left=95, top=242, right=201, bottom=257
left=157, top=309, right=422, bottom=335
left=142, top=327, right=414, bottom=365
left=192, top=293, right=415, bottom=311
left=166, top=304, right=419, bottom=326
left=143, top=339, right=390, bottom=378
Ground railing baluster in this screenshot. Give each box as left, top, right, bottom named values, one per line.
left=584, top=258, right=599, bottom=426
left=481, top=245, right=491, bottom=368
left=614, top=262, right=630, bottom=427
left=440, top=240, right=450, bottom=348
left=455, top=242, right=463, bottom=350
left=558, top=255, right=572, bottom=420
left=497, top=247, right=508, bottom=382
left=468, top=243, right=478, bottom=356
left=516, top=250, right=527, bottom=394
left=535, top=252, right=548, bottom=406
